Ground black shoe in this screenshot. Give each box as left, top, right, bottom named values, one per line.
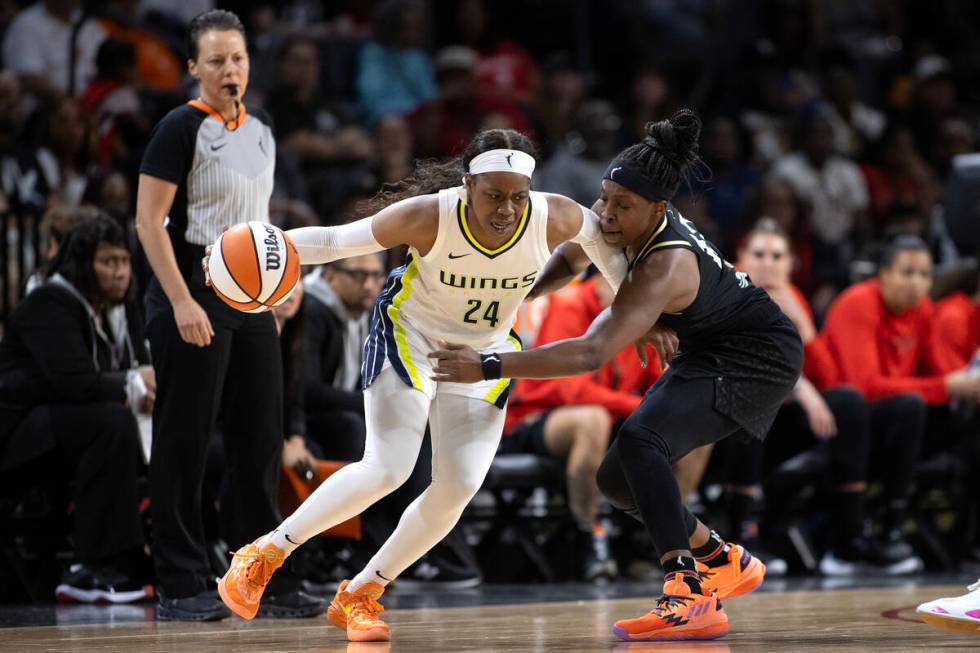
left=56, top=564, right=155, bottom=604
left=157, top=589, right=231, bottom=621
left=395, top=556, right=482, bottom=590
left=256, top=589, right=327, bottom=618
left=583, top=530, right=618, bottom=583
left=879, top=529, right=923, bottom=575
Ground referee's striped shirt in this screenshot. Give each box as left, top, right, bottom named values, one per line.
left=140, top=100, right=275, bottom=278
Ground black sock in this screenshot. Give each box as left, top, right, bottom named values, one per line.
left=663, top=555, right=702, bottom=595
left=692, top=530, right=729, bottom=568
left=836, top=491, right=865, bottom=546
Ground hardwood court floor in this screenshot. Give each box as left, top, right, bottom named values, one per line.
left=1, top=584, right=977, bottom=652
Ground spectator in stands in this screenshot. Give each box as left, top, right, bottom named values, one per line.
left=24, top=204, right=95, bottom=293
left=268, top=35, right=374, bottom=166
left=861, top=124, right=938, bottom=233
left=503, top=274, right=662, bottom=581
left=376, top=114, right=414, bottom=186
left=274, top=279, right=316, bottom=480
left=820, top=59, right=886, bottom=159
left=622, top=66, right=677, bottom=143
left=772, top=106, right=869, bottom=303
left=0, top=213, right=154, bottom=603
left=302, top=255, right=384, bottom=459
left=821, top=236, right=980, bottom=565
left=454, top=0, right=539, bottom=104
left=79, top=38, right=150, bottom=172
left=355, top=0, right=437, bottom=125
left=532, top=53, right=585, bottom=158
left=733, top=219, right=903, bottom=575
left=33, top=96, right=92, bottom=208
left=0, top=71, right=49, bottom=219
left=745, top=175, right=814, bottom=294
left=1, top=0, right=107, bottom=98
left=906, top=55, right=959, bottom=166
left=411, top=45, right=531, bottom=157
left=536, top=100, right=621, bottom=208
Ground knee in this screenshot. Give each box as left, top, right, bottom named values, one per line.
left=428, top=477, right=483, bottom=510
left=888, top=393, right=927, bottom=420
left=595, top=450, right=631, bottom=506
left=578, top=405, right=612, bottom=451
left=97, top=402, right=139, bottom=446
left=616, top=420, right=669, bottom=461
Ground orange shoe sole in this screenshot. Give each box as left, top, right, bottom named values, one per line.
left=919, top=612, right=980, bottom=634
left=217, top=575, right=258, bottom=620
left=613, top=618, right=729, bottom=641
left=347, top=625, right=391, bottom=642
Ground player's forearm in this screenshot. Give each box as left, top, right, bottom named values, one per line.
left=288, top=219, right=385, bottom=265
left=500, top=337, right=603, bottom=379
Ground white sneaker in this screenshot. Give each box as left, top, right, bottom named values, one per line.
left=916, top=578, right=980, bottom=634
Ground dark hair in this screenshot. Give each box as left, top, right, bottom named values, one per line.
left=374, top=0, right=428, bottom=48
left=40, top=204, right=98, bottom=256
left=361, top=128, right=538, bottom=214
left=277, top=33, right=319, bottom=63
left=187, top=9, right=246, bottom=61
left=47, top=213, right=130, bottom=305
left=96, top=39, right=136, bottom=81
left=879, top=234, right=930, bottom=269
left=745, top=217, right=791, bottom=247
left=614, top=109, right=703, bottom=200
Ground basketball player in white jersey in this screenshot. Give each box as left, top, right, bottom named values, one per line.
left=212, top=128, right=628, bottom=641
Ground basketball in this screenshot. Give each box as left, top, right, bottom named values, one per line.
left=208, top=221, right=300, bottom=313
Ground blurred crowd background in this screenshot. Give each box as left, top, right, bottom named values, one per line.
left=1, top=0, right=979, bottom=603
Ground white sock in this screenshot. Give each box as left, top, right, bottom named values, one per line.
left=262, top=524, right=304, bottom=557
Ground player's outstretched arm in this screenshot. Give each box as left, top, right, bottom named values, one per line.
left=287, top=194, right=439, bottom=265
left=430, top=249, right=696, bottom=382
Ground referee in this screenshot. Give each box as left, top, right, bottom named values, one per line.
left=136, top=10, right=321, bottom=621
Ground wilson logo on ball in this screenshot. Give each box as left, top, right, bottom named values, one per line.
left=208, top=221, right=300, bottom=314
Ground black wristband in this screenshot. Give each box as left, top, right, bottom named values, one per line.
left=480, top=353, right=503, bottom=380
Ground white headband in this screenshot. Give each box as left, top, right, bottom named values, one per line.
left=467, top=149, right=536, bottom=178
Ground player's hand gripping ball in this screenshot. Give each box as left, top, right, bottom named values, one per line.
left=206, top=222, right=300, bottom=313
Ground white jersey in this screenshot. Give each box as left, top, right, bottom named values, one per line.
left=362, top=186, right=552, bottom=405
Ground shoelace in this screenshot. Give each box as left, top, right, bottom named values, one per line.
left=969, top=578, right=979, bottom=592
left=348, top=592, right=385, bottom=620
left=230, top=545, right=282, bottom=586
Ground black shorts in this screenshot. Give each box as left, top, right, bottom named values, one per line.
left=499, top=412, right=552, bottom=457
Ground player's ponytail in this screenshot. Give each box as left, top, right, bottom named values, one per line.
left=360, top=129, right=537, bottom=215
left=610, top=109, right=703, bottom=201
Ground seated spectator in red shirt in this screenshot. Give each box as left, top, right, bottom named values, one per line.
left=501, top=273, right=661, bottom=582
left=822, top=236, right=980, bottom=561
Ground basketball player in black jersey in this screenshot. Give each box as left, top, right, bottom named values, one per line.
left=431, top=110, right=803, bottom=642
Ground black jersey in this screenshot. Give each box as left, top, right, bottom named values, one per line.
left=628, top=204, right=775, bottom=348
left=629, top=204, right=803, bottom=439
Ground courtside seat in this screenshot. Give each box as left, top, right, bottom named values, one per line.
left=470, top=454, right=567, bottom=581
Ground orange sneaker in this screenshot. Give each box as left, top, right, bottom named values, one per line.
left=612, top=577, right=728, bottom=642
left=217, top=538, right=285, bottom=620
left=698, top=542, right=766, bottom=600
left=326, top=579, right=390, bottom=642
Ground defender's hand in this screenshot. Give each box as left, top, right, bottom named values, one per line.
left=429, top=341, right=484, bottom=383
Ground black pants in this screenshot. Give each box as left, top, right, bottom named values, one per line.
left=7, top=402, right=144, bottom=564
left=728, top=386, right=870, bottom=488
left=596, top=374, right=745, bottom=559
left=147, top=284, right=284, bottom=598
left=307, top=408, right=368, bottom=463
left=868, top=394, right=927, bottom=504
